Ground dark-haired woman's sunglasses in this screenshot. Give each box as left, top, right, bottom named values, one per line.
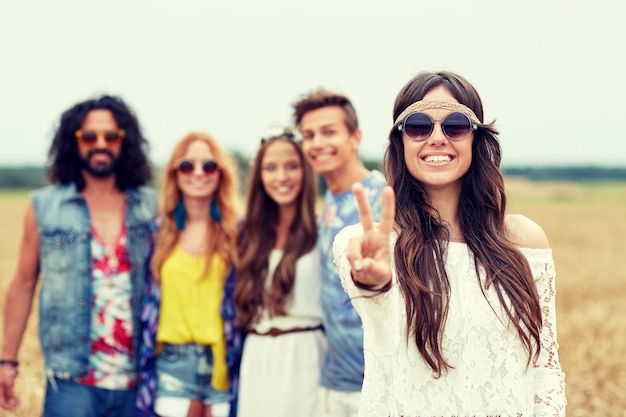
left=176, top=159, right=220, bottom=175
left=75, top=129, right=125, bottom=145
left=398, top=111, right=477, bottom=141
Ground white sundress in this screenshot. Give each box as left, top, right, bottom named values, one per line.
left=237, top=248, right=327, bottom=417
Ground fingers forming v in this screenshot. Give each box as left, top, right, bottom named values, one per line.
left=353, top=182, right=374, bottom=232
left=377, top=186, right=396, bottom=236
left=348, top=184, right=396, bottom=286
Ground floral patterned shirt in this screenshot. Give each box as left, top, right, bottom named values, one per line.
left=78, top=224, right=137, bottom=389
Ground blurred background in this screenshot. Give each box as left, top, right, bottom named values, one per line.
left=1, top=0, right=625, bottom=416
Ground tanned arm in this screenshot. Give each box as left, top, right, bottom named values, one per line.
left=0, top=202, right=40, bottom=410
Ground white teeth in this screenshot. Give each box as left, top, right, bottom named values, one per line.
left=314, top=153, right=332, bottom=162
left=189, top=181, right=209, bottom=187
left=274, top=186, right=293, bottom=194
left=424, top=155, right=452, bottom=163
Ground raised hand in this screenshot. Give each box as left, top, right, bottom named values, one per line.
left=346, top=183, right=396, bottom=290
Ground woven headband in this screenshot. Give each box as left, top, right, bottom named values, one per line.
left=393, top=100, right=481, bottom=126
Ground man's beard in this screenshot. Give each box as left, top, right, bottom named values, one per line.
left=80, top=149, right=119, bottom=178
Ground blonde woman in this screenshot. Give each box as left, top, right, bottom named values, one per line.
left=149, top=132, right=242, bottom=417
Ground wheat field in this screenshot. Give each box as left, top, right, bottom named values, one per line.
left=1, top=180, right=625, bottom=416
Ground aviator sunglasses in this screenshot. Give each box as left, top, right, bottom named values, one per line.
left=75, top=129, right=125, bottom=145
left=398, top=111, right=477, bottom=141
left=176, top=159, right=221, bottom=175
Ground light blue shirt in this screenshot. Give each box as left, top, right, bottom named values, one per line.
left=318, top=170, right=385, bottom=391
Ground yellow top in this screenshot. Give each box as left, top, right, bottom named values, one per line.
left=157, top=246, right=229, bottom=390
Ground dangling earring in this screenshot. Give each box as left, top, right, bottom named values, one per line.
left=173, top=200, right=186, bottom=230
left=210, top=199, right=221, bottom=223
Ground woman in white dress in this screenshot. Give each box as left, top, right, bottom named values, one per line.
left=334, top=71, right=566, bottom=417
left=234, top=127, right=326, bottom=417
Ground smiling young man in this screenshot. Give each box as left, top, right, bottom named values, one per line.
left=0, top=95, right=157, bottom=417
left=293, top=89, right=385, bottom=416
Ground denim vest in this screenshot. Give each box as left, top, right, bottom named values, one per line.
left=31, top=184, right=157, bottom=379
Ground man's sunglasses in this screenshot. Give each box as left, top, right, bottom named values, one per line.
left=398, top=112, right=477, bottom=141
left=75, top=129, right=125, bottom=145
left=176, top=159, right=221, bottom=175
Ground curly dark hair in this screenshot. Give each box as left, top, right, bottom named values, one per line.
left=47, top=95, right=152, bottom=190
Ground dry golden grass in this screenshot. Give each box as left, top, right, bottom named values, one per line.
left=505, top=179, right=626, bottom=417
left=1, top=180, right=625, bottom=416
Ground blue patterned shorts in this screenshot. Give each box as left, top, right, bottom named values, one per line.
left=156, top=343, right=230, bottom=404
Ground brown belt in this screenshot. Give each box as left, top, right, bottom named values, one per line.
left=245, top=325, right=323, bottom=337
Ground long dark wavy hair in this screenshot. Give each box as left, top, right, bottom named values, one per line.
left=47, top=95, right=152, bottom=190
left=234, top=135, right=317, bottom=327
left=384, top=71, right=542, bottom=376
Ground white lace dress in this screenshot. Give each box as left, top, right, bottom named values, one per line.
left=333, top=227, right=566, bottom=417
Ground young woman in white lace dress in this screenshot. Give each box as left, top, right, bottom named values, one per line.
left=334, top=71, right=566, bottom=417
left=234, top=128, right=326, bottom=417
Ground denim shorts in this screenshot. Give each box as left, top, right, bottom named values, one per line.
left=156, top=343, right=230, bottom=404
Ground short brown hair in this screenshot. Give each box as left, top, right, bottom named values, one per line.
left=292, top=88, right=359, bottom=134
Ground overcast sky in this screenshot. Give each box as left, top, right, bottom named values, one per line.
left=1, top=0, right=624, bottom=167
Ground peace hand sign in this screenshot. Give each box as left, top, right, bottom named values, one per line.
left=346, top=182, right=396, bottom=290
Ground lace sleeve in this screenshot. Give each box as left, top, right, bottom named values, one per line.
left=332, top=225, right=401, bottom=354
left=525, top=249, right=567, bottom=417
